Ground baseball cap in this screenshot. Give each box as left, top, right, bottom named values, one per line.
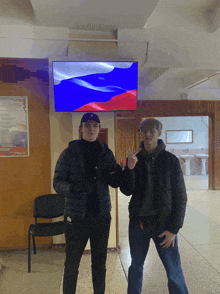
left=81, top=113, right=100, bottom=123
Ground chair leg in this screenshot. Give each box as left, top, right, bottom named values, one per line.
left=33, top=235, right=36, bottom=254
left=28, top=231, right=31, bottom=273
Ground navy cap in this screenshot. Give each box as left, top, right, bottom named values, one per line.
left=81, top=113, right=100, bottom=123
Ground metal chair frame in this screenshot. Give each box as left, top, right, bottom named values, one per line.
left=28, top=194, right=66, bottom=272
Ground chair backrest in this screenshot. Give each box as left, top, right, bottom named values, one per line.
left=33, top=194, right=65, bottom=218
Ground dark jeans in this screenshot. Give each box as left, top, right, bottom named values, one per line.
left=128, top=219, right=188, bottom=294
left=63, top=213, right=111, bottom=294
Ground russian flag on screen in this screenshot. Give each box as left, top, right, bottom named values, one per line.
left=54, top=62, right=137, bottom=111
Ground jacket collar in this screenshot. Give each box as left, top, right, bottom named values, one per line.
left=139, top=139, right=166, bottom=158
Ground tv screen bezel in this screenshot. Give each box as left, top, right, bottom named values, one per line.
left=52, top=60, right=138, bottom=112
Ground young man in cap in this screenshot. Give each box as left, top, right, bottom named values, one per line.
left=120, top=118, right=188, bottom=294
left=53, top=113, right=122, bottom=294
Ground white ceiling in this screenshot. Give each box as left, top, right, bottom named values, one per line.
left=30, top=0, right=159, bottom=31
left=0, top=0, right=159, bottom=30
left=0, top=0, right=220, bottom=100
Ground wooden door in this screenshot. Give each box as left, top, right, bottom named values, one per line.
left=115, top=117, right=140, bottom=247
left=79, top=128, right=108, bottom=144
left=97, top=128, right=108, bottom=145
left=115, top=118, right=140, bottom=166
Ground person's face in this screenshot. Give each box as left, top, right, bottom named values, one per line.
left=140, top=126, right=160, bottom=150
left=81, top=120, right=100, bottom=142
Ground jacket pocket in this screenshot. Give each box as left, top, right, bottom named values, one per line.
left=155, top=189, right=172, bottom=212
left=65, top=192, right=88, bottom=217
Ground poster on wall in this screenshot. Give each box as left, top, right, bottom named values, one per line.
left=0, top=96, right=29, bottom=157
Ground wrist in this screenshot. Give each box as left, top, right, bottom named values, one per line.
left=127, top=164, right=134, bottom=170
left=125, top=165, right=134, bottom=172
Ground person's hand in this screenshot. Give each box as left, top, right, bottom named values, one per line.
left=127, top=149, right=141, bottom=170
left=158, top=231, right=176, bottom=248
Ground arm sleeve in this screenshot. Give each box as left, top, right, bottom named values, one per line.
left=104, top=163, right=124, bottom=188
left=53, top=150, right=88, bottom=198
left=102, top=148, right=134, bottom=189
left=53, top=150, right=73, bottom=197
left=166, top=157, right=187, bottom=234
left=119, top=165, right=136, bottom=196
left=99, top=147, right=123, bottom=188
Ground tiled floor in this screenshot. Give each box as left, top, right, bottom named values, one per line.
left=118, top=175, right=220, bottom=293
left=1, top=175, right=220, bottom=293
left=0, top=247, right=127, bottom=294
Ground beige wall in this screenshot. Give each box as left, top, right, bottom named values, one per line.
left=49, top=89, right=73, bottom=244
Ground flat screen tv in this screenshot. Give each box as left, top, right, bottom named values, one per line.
left=52, top=61, right=138, bottom=111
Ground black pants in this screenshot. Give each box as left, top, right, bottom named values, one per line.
left=63, top=213, right=111, bottom=294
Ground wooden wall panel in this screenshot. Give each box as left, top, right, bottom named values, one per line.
left=213, top=102, right=220, bottom=189
left=116, top=101, right=215, bottom=118
left=0, top=61, right=51, bottom=248
left=208, top=116, right=215, bottom=189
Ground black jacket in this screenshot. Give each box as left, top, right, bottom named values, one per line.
left=53, top=140, right=122, bottom=218
left=120, top=139, right=187, bottom=234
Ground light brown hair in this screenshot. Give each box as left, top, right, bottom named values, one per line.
left=139, top=118, right=162, bottom=136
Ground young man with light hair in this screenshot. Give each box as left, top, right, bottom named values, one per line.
left=121, top=118, right=188, bottom=294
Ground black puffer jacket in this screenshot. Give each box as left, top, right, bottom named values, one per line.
left=53, top=140, right=122, bottom=218
left=120, top=139, right=187, bottom=234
